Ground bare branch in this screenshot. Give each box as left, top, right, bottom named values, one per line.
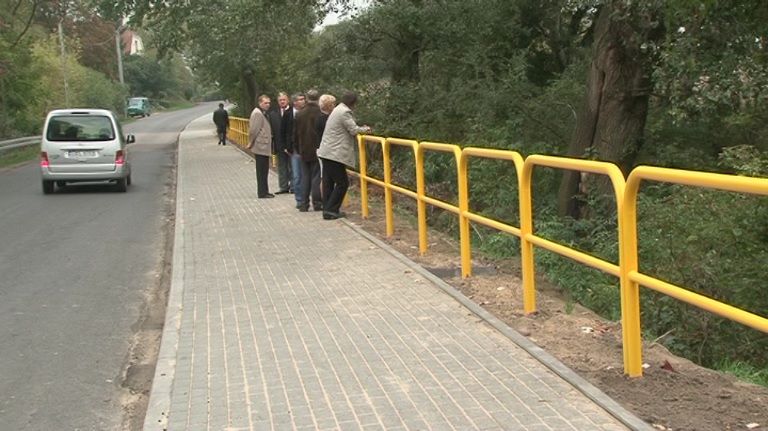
left=11, top=0, right=39, bottom=48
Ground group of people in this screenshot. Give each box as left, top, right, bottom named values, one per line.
left=214, top=90, right=371, bottom=220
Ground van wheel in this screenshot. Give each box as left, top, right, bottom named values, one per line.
left=42, top=180, right=55, bottom=194
left=116, top=177, right=128, bottom=192
left=127, top=174, right=132, bottom=186
left=56, top=181, right=66, bottom=188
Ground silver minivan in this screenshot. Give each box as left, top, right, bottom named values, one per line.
left=40, top=109, right=135, bottom=194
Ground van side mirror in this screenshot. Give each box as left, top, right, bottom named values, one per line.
left=126, top=134, right=135, bottom=144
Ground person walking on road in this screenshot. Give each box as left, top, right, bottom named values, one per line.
left=317, top=91, right=371, bottom=220
left=293, top=89, right=323, bottom=212
left=212, top=102, right=229, bottom=145
left=248, top=95, right=274, bottom=198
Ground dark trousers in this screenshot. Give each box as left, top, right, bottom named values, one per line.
left=275, top=150, right=292, bottom=192
left=299, top=159, right=321, bottom=209
left=217, top=127, right=227, bottom=144
left=320, top=158, right=348, bottom=214
left=254, top=154, right=270, bottom=197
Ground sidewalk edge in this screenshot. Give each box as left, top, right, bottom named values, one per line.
left=342, top=219, right=654, bottom=431
left=142, top=129, right=188, bottom=431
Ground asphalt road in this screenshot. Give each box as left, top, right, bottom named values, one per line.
left=0, top=102, right=217, bottom=430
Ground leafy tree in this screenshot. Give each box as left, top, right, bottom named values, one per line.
left=558, top=0, right=768, bottom=217
left=96, top=0, right=350, bottom=112
left=123, top=54, right=174, bottom=99
left=0, top=0, right=46, bottom=136
left=31, top=35, right=125, bottom=113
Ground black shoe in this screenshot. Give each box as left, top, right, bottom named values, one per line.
left=298, top=206, right=309, bottom=212
left=312, top=205, right=323, bottom=211
left=322, top=211, right=342, bottom=220
left=258, top=193, right=275, bottom=199
left=275, top=189, right=290, bottom=195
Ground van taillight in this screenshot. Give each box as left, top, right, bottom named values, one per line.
left=115, top=150, right=125, bottom=165
left=40, top=152, right=49, bottom=167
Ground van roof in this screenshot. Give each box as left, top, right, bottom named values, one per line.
left=47, top=108, right=114, bottom=116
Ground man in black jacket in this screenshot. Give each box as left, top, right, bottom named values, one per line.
left=212, top=103, right=229, bottom=145
left=293, top=90, right=322, bottom=212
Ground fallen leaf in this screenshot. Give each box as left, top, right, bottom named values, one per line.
left=642, top=363, right=651, bottom=369
left=746, top=423, right=759, bottom=429
left=580, top=326, right=594, bottom=334
left=660, top=360, right=676, bottom=372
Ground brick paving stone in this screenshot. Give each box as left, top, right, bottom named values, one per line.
left=145, top=116, right=648, bottom=431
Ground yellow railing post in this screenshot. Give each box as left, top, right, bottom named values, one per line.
left=382, top=139, right=394, bottom=237
left=621, top=174, right=644, bottom=377
left=519, top=160, right=536, bottom=314
left=415, top=144, right=427, bottom=255
left=358, top=134, right=369, bottom=218
left=456, top=148, right=471, bottom=278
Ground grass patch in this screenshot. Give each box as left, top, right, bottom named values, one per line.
left=717, top=360, right=768, bottom=387
left=0, top=145, right=38, bottom=168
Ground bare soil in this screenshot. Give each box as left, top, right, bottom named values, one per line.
left=343, top=189, right=768, bottom=431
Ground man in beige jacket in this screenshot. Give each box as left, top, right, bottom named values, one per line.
left=248, top=95, right=274, bottom=198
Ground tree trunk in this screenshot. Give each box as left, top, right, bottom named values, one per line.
left=557, top=3, right=661, bottom=218
left=241, top=68, right=258, bottom=114
left=392, top=44, right=420, bottom=84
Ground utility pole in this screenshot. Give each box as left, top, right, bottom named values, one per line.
left=115, top=20, right=127, bottom=118
left=58, top=20, right=70, bottom=107
left=115, top=23, right=125, bottom=85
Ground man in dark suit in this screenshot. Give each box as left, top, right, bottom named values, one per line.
left=269, top=92, right=291, bottom=193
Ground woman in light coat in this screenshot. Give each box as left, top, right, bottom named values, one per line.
left=317, top=91, right=371, bottom=219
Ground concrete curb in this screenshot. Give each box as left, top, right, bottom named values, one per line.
left=341, top=219, right=654, bottom=431
left=142, top=118, right=194, bottom=431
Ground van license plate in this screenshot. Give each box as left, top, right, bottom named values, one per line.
left=68, top=150, right=98, bottom=158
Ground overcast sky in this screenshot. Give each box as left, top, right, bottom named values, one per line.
left=317, top=0, right=370, bottom=29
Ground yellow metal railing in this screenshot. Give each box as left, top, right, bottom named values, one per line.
left=352, top=134, right=768, bottom=378
left=229, top=116, right=249, bottom=148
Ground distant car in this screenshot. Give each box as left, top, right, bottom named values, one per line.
left=126, top=97, right=151, bottom=118
left=40, top=108, right=135, bottom=194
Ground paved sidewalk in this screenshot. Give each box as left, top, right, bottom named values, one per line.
left=144, top=115, right=650, bottom=430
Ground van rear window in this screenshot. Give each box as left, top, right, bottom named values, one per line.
left=46, top=115, right=115, bottom=142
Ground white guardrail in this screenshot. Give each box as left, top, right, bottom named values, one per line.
left=0, top=136, right=40, bottom=153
